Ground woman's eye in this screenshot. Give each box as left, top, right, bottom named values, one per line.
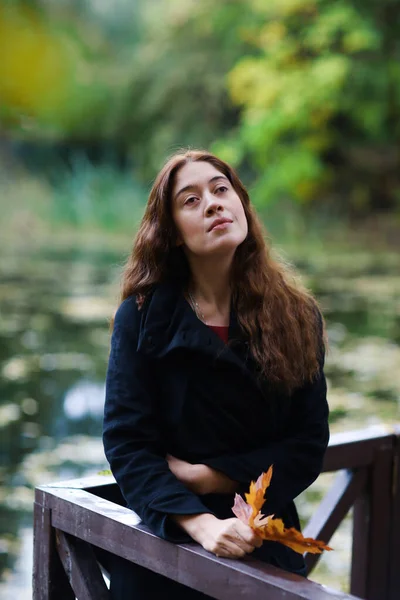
left=185, top=196, right=197, bottom=205
left=216, top=186, right=228, bottom=193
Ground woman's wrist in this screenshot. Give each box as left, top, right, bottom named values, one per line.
left=171, top=512, right=217, bottom=544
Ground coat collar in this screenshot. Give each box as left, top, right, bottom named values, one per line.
left=136, top=280, right=252, bottom=373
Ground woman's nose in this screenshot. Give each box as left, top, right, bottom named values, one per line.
left=205, top=195, right=223, bottom=215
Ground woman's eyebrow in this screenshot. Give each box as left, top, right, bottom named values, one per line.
left=175, top=175, right=229, bottom=200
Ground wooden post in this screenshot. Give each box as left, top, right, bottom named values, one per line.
left=351, top=438, right=394, bottom=600
left=367, top=441, right=394, bottom=599
left=388, top=428, right=400, bottom=600
left=351, top=481, right=369, bottom=598
left=32, top=492, right=74, bottom=600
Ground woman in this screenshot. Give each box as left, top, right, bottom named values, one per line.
left=103, top=149, right=329, bottom=599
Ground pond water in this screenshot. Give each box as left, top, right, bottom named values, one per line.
left=0, top=241, right=399, bottom=598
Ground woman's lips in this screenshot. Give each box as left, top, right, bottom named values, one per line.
left=209, top=221, right=232, bottom=232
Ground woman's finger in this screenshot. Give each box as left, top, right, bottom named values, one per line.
left=215, top=531, right=255, bottom=558
left=230, top=532, right=256, bottom=554
left=235, top=522, right=263, bottom=548
left=216, top=541, right=246, bottom=559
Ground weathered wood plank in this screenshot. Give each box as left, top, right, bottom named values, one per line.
left=322, top=427, right=395, bottom=472
left=367, top=444, right=394, bottom=600
left=56, top=530, right=110, bottom=600
left=303, top=468, right=368, bottom=574
left=32, top=499, right=74, bottom=600
left=389, top=427, right=400, bottom=600
left=42, top=473, right=115, bottom=490
left=351, top=486, right=369, bottom=599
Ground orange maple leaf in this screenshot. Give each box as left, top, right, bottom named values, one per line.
left=232, top=466, right=333, bottom=555
left=245, top=468, right=273, bottom=526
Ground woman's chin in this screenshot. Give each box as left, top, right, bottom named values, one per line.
left=206, top=239, right=243, bottom=257
left=185, top=234, right=246, bottom=259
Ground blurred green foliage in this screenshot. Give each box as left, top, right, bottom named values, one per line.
left=215, top=0, right=400, bottom=215
left=0, top=1, right=116, bottom=133
left=1, top=0, right=400, bottom=221
left=50, top=158, right=147, bottom=230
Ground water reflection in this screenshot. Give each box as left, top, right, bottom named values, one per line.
left=0, top=244, right=399, bottom=597
left=0, top=244, right=119, bottom=597
left=64, top=380, right=105, bottom=421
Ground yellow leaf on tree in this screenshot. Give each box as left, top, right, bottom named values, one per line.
left=0, top=6, right=73, bottom=119
left=232, top=466, right=333, bottom=555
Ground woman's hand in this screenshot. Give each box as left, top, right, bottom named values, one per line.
left=172, top=513, right=263, bottom=559
left=200, top=516, right=263, bottom=559
left=166, top=454, right=239, bottom=495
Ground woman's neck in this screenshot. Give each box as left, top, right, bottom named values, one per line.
left=187, top=258, right=232, bottom=325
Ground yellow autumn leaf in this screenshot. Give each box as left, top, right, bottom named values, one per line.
left=258, top=516, right=332, bottom=554
left=244, top=466, right=273, bottom=526
left=232, top=465, right=333, bottom=555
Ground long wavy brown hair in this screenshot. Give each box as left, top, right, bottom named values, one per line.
left=120, top=148, right=327, bottom=393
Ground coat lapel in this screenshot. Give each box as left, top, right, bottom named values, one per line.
left=136, top=280, right=253, bottom=376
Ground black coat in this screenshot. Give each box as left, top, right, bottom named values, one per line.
left=102, top=279, right=329, bottom=591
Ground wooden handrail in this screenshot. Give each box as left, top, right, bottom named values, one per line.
left=33, top=425, right=400, bottom=600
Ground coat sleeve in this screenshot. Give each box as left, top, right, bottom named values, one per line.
left=102, top=296, right=213, bottom=542
left=201, top=338, right=329, bottom=517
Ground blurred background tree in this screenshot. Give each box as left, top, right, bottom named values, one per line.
left=0, top=0, right=399, bottom=229
left=215, top=0, right=400, bottom=217
left=0, top=0, right=117, bottom=135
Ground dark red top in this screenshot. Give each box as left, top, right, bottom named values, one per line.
left=208, top=325, right=229, bottom=344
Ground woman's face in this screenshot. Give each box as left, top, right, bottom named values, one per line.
left=171, top=161, right=248, bottom=258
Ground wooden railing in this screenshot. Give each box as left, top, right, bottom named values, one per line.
left=33, top=425, right=400, bottom=600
